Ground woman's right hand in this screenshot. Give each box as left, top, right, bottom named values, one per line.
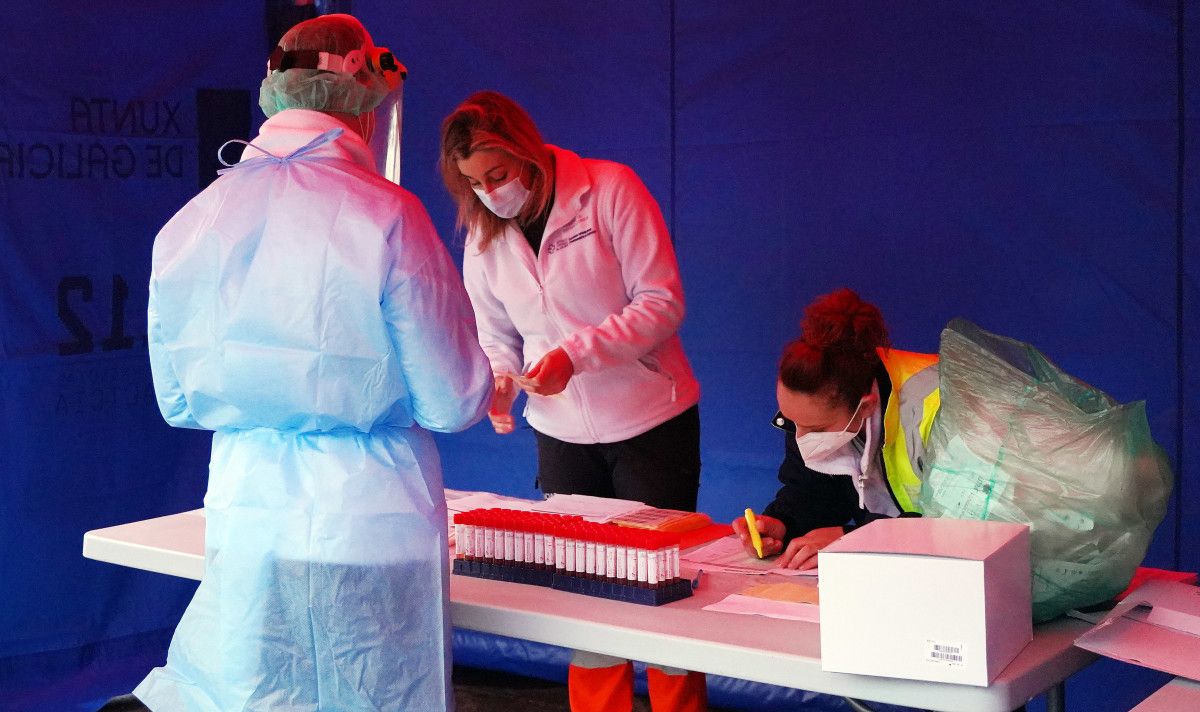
left=731, top=513, right=786, bottom=558
left=775, top=526, right=843, bottom=571
left=488, top=375, right=517, bottom=434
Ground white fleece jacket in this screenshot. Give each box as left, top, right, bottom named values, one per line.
left=463, top=145, right=700, bottom=444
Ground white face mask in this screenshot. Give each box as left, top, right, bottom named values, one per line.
left=473, top=170, right=530, bottom=219
left=795, top=398, right=866, bottom=476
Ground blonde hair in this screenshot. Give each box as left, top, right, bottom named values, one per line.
left=440, top=91, right=555, bottom=251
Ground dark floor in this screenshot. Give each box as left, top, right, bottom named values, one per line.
left=51, top=665, right=736, bottom=712
left=9, top=646, right=744, bottom=712
left=453, top=666, right=609, bottom=711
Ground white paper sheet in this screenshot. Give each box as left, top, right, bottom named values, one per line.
left=703, top=593, right=821, bottom=622
left=1075, top=579, right=1200, bottom=681
left=680, top=535, right=818, bottom=577
left=527, top=493, right=646, bottom=522
left=445, top=491, right=540, bottom=513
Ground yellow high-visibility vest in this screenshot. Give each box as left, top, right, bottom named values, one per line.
left=877, top=347, right=940, bottom=513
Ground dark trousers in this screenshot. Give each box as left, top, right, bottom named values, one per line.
left=535, top=405, right=701, bottom=512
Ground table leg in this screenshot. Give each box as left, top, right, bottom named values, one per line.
left=1044, top=681, right=1066, bottom=712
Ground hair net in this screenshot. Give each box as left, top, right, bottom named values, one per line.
left=259, top=14, right=391, bottom=118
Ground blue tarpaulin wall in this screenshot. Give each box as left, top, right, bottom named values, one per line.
left=1, top=0, right=263, bottom=692
left=1, top=2, right=1195, bottom=710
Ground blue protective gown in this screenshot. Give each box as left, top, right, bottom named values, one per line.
left=135, top=110, right=492, bottom=711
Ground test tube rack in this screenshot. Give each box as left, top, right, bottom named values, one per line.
left=451, top=508, right=693, bottom=607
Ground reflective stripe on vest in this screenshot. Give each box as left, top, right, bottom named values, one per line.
left=877, top=347, right=941, bottom=513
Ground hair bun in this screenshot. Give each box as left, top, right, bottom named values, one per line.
left=800, top=288, right=888, bottom=356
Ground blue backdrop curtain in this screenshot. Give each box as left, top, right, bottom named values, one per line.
left=0, top=0, right=260, bottom=682
left=1, top=2, right=1195, bottom=710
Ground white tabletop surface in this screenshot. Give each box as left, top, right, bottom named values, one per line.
left=83, top=509, right=1096, bottom=712
left=1129, top=676, right=1200, bottom=711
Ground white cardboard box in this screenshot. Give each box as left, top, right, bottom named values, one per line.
left=1074, top=578, right=1200, bottom=682
left=818, top=517, right=1031, bottom=686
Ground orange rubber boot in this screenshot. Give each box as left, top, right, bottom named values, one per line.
left=568, top=661, right=634, bottom=712
left=647, top=668, right=708, bottom=712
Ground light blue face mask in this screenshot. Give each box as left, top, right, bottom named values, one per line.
left=473, top=169, right=531, bottom=219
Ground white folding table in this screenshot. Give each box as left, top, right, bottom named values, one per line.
left=1129, top=677, right=1200, bottom=711
left=84, top=509, right=1095, bottom=712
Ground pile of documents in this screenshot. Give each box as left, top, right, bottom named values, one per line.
left=679, top=535, right=816, bottom=577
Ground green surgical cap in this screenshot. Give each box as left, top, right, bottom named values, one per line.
left=259, top=14, right=390, bottom=118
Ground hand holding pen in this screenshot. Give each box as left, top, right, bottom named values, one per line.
left=732, top=510, right=786, bottom=559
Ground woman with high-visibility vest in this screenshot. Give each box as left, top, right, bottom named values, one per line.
left=734, top=288, right=939, bottom=569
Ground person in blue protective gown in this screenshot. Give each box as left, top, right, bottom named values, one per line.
left=130, top=14, right=492, bottom=712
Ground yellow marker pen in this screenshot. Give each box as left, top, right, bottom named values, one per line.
left=744, top=508, right=764, bottom=559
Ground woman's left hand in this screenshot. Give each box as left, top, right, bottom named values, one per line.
left=776, top=526, right=844, bottom=570
left=522, top=347, right=575, bottom=396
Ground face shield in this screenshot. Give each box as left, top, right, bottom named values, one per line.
left=366, top=49, right=406, bottom=185
left=259, top=19, right=407, bottom=184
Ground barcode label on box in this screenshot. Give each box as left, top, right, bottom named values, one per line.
left=925, top=640, right=965, bottom=666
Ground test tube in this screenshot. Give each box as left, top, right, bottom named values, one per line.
left=584, top=524, right=598, bottom=580
left=453, top=513, right=464, bottom=560
left=502, top=512, right=515, bottom=565
left=625, top=530, right=638, bottom=588
left=511, top=513, right=524, bottom=567
left=654, top=533, right=667, bottom=589
left=564, top=522, right=576, bottom=576
left=463, top=512, right=477, bottom=562
left=554, top=519, right=567, bottom=575
left=614, top=527, right=627, bottom=583
left=643, top=533, right=652, bottom=588
left=573, top=525, right=586, bottom=579
left=492, top=509, right=506, bottom=564
left=543, top=516, right=556, bottom=573
left=532, top=514, right=546, bottom=571
left=473, top=511, right=486, bottom=564
left=596, top=524, right=609, bottom=582
left=671, top=533, right=681, bottom=583
left=603, top=526, right=616, bottom=583
left=522, top=515, right=535, bottom=569
left=482, top=510, right=495, bottom=564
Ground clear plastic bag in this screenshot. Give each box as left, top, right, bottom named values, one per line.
left=919, top=319, right=1173, bottom=622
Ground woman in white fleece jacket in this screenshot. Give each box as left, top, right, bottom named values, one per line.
left=440, top=91, right=706, bottom=712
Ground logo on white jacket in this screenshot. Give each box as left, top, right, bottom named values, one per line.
left=545, top=227, right=596, bottom=255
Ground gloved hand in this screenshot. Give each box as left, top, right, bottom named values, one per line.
left=489, top=374, right=517, bottom=434
left=523, top=347, right=575, bottom=396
